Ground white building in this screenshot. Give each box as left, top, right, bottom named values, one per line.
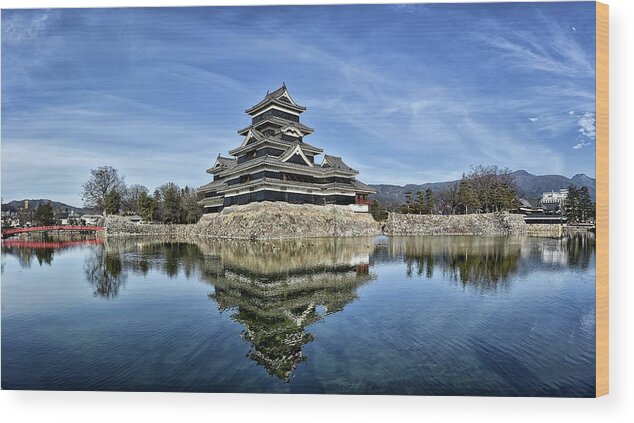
left=81, top=215, right=103, bottom=226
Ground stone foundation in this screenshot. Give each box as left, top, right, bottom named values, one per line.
left=384, top=212, right=529, bottom=236
left=105, top=207, right=571, bottom=240
left=105, top=202, right=381, bottom=240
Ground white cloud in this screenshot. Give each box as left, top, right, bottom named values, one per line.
left=578, top=112, right=596, bottom=139
left=573, top=142, right=592, bottom=150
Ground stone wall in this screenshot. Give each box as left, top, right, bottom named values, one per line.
left=105, top=202, right=381, bottom=240
left=106, top=206, right=570, bottom=240
left=104, top=216, right=182, bottom=237
left=384, top=212, right=529, bottom=236
left=526, top=224, right=563, bottom=238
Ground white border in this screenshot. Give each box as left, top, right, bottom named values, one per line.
left=1, top=1, right=633, bottom=423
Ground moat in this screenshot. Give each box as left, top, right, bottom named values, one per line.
left=1, top=234, right=596, bottom=396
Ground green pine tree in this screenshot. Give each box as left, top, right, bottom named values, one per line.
left=415, top=191, right=425, bottom=214
left=424, top=189, right=434, bottom=214
left=104, top=190, right=121, bottom=215
left=33, top=202, right=55, bottom=226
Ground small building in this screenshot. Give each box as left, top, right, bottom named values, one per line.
left=540, top=189, right=568, bottom=213
left=517, top=195, right=567, bottom=224
left=516, top=198, right=543, bottom=215
left=198, top=84, right=375, bottom=214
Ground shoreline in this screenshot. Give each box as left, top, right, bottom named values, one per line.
left=99, top=204, right=584, bottom=240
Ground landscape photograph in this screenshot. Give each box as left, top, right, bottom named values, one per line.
left=1, top=2, right=600, bottom=396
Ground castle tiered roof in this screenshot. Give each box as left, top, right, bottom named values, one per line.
left=199, top=85, right=375, bottom=213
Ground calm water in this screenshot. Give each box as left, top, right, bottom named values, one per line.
left=1, top=234, right=596, bottom=396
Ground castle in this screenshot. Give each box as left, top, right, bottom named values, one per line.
left=198, top=84, right=375, bottom=214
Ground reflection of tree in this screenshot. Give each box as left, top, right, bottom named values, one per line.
left=2, top=239, right=104, bottom=269
left=34, top=248, right=54, bottom=266
left=563, top=232, right=596, bottom=270
left=101, top=239, right=206, bottom=278
left=390, top=237, right=522, bottom=293
left=388, top=233, right=596, bottom=293
left=1, top=246, right=55, bottom=268
left=84, top=248, right=127, bottom=299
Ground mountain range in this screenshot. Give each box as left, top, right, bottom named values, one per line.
left=1, top=199, right=91, bottom=215
left=369, top=170, right=596, bottom=208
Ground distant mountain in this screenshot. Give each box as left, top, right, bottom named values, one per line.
left=369, top=170, right=596, bottom=207
left=1, top=199, right=91, bottom=215
left=571, top=173, right=597, bottom=189
left=509, top=170, right=596, bottom=201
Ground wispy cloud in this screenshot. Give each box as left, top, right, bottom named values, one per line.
left=476, top=13, right=594, bottom=77
left=1, top=10, right=56, bottom=44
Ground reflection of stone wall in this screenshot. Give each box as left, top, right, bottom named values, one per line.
left=526, top=224, right=563, bottom=238
left=197, top=237, right=376, bottom=275
left=385, top=212, right=528, bottom=236
left=105, top=202, right=381, bottom=240
left=388, top=235, right=524, bottom=256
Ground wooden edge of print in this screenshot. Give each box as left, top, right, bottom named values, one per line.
left=595, top=1, right=609, bottom=398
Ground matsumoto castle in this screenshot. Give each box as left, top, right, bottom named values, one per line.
left=198, top=84, right=375, bottom=214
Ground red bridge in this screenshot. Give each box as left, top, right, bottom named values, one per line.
left=2, top=225, right=104, bottom=239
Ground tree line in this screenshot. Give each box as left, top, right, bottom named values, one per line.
left=81, top=166, right=202, bottom=224
left=398, top=166, right=519, bottom=215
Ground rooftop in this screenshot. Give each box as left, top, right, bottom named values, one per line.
left=207, top=155, right=238, bottom=174
left=322, top=155, right=357, bottom=173
left=245, top=84, right=307, bottom=115
left=238, top=116, right=314, bottom=135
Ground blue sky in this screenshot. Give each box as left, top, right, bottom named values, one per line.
left=1, top=2, right=596, bottom=206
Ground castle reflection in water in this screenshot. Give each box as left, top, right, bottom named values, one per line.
left=2, top=233, right=595, bottom=381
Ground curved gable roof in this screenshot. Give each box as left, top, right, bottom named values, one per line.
left=280, top=143, right=314, bottom=167
left=322, top=155, right=357, bottom=173
left=245, top=84, right=307, bottom=114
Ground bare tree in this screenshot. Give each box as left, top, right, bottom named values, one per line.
left=81, top=166, right=126, bottom=215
